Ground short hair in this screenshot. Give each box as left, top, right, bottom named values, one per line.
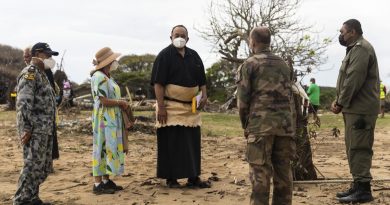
left=310, top=78, right=315, bottom=83
left=24, top=46, right=31, bottom=53
left=251, top=27, right=271, bottom=44
left=171, top=25, right=188, bottom=35
left=343, top=19, right=363, bottom=35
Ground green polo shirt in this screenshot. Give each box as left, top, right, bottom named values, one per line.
left=307, top=83, right=320, bottom=105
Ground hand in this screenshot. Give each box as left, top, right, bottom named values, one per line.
left=20, top=131, right=32, bottom=145
left=197, top=95, right=208, bottom=110
left=244, top=130, right=249, bottom=139
left=118, top=100, right=129, bottom=110
left=157, top=105, right=167, bottom=124
left=331, top=101, right=342, bottom=114
left=31, top=57, right=44, bottom=69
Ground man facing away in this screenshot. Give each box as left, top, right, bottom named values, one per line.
left=237, top=26, right=296, bottom=205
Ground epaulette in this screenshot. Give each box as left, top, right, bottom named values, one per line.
left=27, top=65, right=36, bottom=72
left=23, top=65, right=36, bottom=80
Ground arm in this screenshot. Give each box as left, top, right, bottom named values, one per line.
left=92, top=73, right=127, bottom=109
left=236, top=63, right=251, bottom=130
left=99, top=96, right=127, bottom=109
left=337, top=47, right=370, bottom=108
left=154, top=83, right=167, bottom=124
left=307, top=84, right=312, bottom=95
left=198, top=85, right=207, bottom=109
left=16, top=70, right=36, bottom=144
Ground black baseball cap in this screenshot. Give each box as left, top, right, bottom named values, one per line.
left=31, top=42, right=59, bottom=56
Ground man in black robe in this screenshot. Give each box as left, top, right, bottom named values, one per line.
left=151, top=25, right=210, bottom=188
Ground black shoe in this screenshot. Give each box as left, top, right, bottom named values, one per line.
left=93, top=182, right=115, bottom=195
left=338, top=182, right=374, bottom=204
left=105, top=179, right=124, bottom=191
left=186, top=177, right=211, bottom=189
left=31, top=198, right=52, bottom=205
left=336, top=182, right=357, bottom=198
left=166, top=179, right=181, bottom=188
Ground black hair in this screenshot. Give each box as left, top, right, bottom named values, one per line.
left=251, top=28, right=271, bottom=44
left=310, top=78, right=315, bottom=83
left=343, top=19, right=363, bottom=35
left=171, top=25, right=188, bottom=35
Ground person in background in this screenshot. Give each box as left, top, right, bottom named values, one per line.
left=306, top=78, right=320, bottom=123
left=379, top=81, right=386, bottom=118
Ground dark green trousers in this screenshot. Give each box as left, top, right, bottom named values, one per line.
left=343, top=113, right=376, bottom=182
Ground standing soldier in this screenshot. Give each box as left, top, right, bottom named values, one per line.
left=13, top=43, right=57, bottom=205
left=237, top=26, right=296, bottom=205
left=331, top=19, right=379, bottom=203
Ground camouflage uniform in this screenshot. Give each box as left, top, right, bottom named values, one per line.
left=14, top=65, right=56, bottom=205
left=236, top=48, right=296, bottom=205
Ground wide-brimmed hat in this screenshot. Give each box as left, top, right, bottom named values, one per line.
left=92, top=47, right=121, bottom=70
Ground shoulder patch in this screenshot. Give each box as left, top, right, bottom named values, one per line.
left=23, top=72, right=35, bottom=80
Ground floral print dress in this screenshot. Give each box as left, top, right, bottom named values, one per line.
left=91, top=71, right=124, bottom=176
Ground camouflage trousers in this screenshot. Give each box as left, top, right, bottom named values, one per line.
left=246, top=135, right=296, bottom=205
left=13, top=133, right=53, bottom=205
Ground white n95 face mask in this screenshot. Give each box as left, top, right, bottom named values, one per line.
left=43, top=57, right=56, bottom=70
left=173, top=37, right=187, bottom=48
left=110, top=60, right=119, bottom=71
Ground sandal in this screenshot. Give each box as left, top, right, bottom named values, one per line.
left=167, top=179, right=181, bottom=188
left=186, top=177, right=211, bottom=188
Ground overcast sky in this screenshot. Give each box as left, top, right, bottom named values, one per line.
left=1, top=0, right=389, bottom=87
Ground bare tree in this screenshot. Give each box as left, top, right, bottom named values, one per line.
left=198, top=0, right=328, bottom=180
left=197, top=0, right=331, bottom=73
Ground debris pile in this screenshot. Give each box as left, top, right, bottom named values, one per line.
left=57, top=116, right=156, bottom=136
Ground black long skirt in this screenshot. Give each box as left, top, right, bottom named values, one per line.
left=157, top=126, right=201, bottom=179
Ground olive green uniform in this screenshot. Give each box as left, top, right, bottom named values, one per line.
left=336, top=36, right=379, bottom=182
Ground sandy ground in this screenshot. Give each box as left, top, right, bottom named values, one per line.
left=0, top=110, right=389, bottom=205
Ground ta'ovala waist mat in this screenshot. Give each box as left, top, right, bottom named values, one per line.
left=155, top=84, right=201, bottom=128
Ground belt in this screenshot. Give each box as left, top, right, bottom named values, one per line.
left=164, top=96, right=192, bottom=104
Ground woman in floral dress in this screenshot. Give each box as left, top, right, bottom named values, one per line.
left=90, top=47, right=128, bottom=194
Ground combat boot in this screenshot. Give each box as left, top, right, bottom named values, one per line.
left=338, top=182, right=374, bottom=204
left=336, top=182, right=357, bottom=198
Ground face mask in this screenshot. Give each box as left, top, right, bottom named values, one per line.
left=338, top=34, right=348, bottom=47
left=172, top=37, right=186, bottom=48
left=43, top=57, right=56, bottom=70
left=110, top=60, right=119, bottom=71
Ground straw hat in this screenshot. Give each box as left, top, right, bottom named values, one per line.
left=92, top=47, right=121, bottom=70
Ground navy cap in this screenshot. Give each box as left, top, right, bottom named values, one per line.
left=31, top=42, right=59, bottom=56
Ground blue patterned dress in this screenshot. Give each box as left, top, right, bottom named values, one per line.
left=91, top=71, right=124, bottom=176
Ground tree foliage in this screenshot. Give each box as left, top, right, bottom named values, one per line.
left=206, top=60, right=236, bottom=102
left=198, top=0, right=331, bottom=73
left=111, top=54, right=156, bottom=98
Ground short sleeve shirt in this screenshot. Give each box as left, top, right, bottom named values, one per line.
left=151, top=44, right=206, bottom=87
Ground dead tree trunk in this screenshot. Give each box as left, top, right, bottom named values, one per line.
left=292, top=94, right=317, bottom=180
